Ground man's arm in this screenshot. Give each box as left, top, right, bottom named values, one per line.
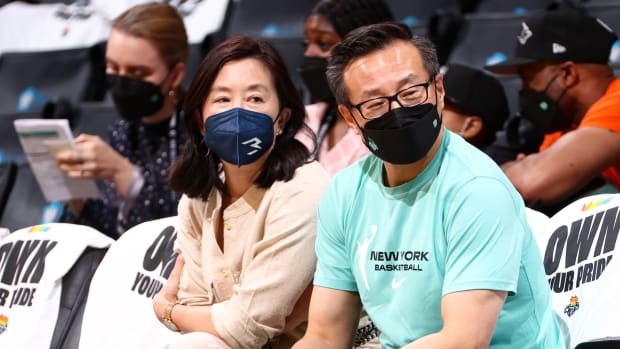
left=402, top=289, right=507, bottom=349
left=502, top=127, right=620, bottom=204
left=292, top=286, right=362, bottom=349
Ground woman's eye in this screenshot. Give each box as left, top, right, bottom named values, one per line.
left=249, top=96, right=264, bottom=103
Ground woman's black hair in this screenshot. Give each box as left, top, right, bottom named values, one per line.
left=168, top=36, right=312, bottom=200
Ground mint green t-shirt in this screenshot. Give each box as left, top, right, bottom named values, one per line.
left=314, top=131, right=565, bottom=349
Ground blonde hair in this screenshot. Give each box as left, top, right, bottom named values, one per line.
left=112, top=3, right=189, bottom=69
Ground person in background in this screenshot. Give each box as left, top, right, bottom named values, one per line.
left=153, top=36, right=329, bottom=349
left=293, top=22, right=565, bottom=349
left=442, top=63, right=510, bottom=163
left=485, top=6, right=620, bottom=208
left=298, top=0, right=393, bottom=175
left=54, top=3, right=187, bottom=238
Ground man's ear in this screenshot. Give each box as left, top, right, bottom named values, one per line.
left=559, top=61, right=579, bottom=88
left=338, top=104, right=361, bottom=135
left=461, top=115, right=483, bottom=139
left=434, top=73, right=446, bottom=112
left=277, top=107, right=292, bottom=134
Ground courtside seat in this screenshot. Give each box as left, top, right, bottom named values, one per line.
left=527, top=194, right=620, bottom=349
left=77, top=217, right=181, bottom=348
left=0, top=223, right=113, bottom=348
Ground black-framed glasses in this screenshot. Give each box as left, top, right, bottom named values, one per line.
left=349, top=79, right=433, bottom=120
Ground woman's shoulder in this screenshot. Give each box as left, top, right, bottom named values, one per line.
left=293, top=161, right=330, bottom=184
left=270, top=161, right=330, bottom=196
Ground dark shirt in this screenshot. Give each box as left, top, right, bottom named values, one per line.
left=60, top=112, right=185, bottom=238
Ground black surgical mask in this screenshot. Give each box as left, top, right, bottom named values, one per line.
left=518, top=75, right=569, bottom=134
left=298, top=57, right=333, bottom=104
left=107, top=74, right=166, bottom=121
left=360, top=103, right=442, bottom=164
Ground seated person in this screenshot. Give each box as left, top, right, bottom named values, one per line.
left=485, top=6, right=620, bottom=208
left=54, top=3, right=188, bottom=237
left=153, top=36, right=330, bottom=349
left=299, top=0, right=393, bottom=175
left=293, top=22, right=565, bottom=349
left=442, top=63, right=509, bottom=163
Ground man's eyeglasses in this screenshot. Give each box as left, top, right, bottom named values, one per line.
left=349, top=79, right=433, bottom=120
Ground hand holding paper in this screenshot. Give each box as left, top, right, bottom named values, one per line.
left=13, top=119, right=101, bottom=202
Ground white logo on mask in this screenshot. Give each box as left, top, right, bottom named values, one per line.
left=242, top=137, right=263, bottom=155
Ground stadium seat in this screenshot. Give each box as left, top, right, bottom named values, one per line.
left=0, top=161, right=16, bottom=219
left=583, top=2, right=620, bottom=66
left=223, top=0, right=315, bottom=99
left=0, top=162, right=48, bottom=231
left=448, top=11, right=533, bottom=68
left=529, top=194, right=620, bottom=349
left=78, top=217, right=181, bottom=348
left=71, top=100, right=117, bottom=139
left=225, top=0, right=315, bottom=38
left=0, top=223, right=113, bottom=348
left=0, top=45, right=104, bottom=114
left=386, top=0, right=458, bottom=27
left=475, top=0, right=554, bottom=14
left=49, top=246, right=108, bottom=349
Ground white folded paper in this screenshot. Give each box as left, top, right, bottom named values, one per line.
left=13, top=119, right=100, bottom=202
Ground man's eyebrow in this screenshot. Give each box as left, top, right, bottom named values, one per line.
left=359, top=73, right=418, bottom=100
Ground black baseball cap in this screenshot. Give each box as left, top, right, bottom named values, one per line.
left=485, top=7, right=617, bottom=75
left=443, top=63, right=509, bottom=134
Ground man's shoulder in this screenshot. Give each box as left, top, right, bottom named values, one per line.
left=330, top=154, right=378, bottom=187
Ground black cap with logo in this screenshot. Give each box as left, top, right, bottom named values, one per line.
left=485, top=7, right=617, bottom=75
left=443, top=63, right=509, bottom=134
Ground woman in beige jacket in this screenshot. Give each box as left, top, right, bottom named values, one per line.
left=153, top=36, right=329, bottom=349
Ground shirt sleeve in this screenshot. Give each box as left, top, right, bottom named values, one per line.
left=211, top=168, right=329, bottom=348
left=442, top=177, right=526, bottom=296
left=175, top=195, right=212, bottom=303
left=313, top=180, right=358, bottom=292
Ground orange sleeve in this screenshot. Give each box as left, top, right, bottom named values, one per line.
left=538, top=132, right=564, bottom=152
left=578, top=78, right=620, bottom=132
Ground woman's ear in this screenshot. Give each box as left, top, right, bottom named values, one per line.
left=195, top=111, right=205, bottom=135
left=277, top=107, right=292, bottom=134
left=170, top=61, right=187, bottom=90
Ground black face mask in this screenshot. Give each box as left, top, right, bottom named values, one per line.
left=297, top=57, right=333, bottom=104
left=360, top=103, right=442, bottom=164
left=518, top=75, right=569, bottom=134
left=107, top=74, right=165, bottom=121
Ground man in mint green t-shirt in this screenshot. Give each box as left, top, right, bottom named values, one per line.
left=293, top=22, right=565, bottom=349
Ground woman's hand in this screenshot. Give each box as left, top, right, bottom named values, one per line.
left=153, top=253, right=185, bottom=321
left=54, top=134, right=135, bottom=195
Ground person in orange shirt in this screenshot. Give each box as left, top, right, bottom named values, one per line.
left=486, top=6, right=620, bottom=210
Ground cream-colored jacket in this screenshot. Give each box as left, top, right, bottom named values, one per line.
left=175, top=161, right=329, bottom=349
